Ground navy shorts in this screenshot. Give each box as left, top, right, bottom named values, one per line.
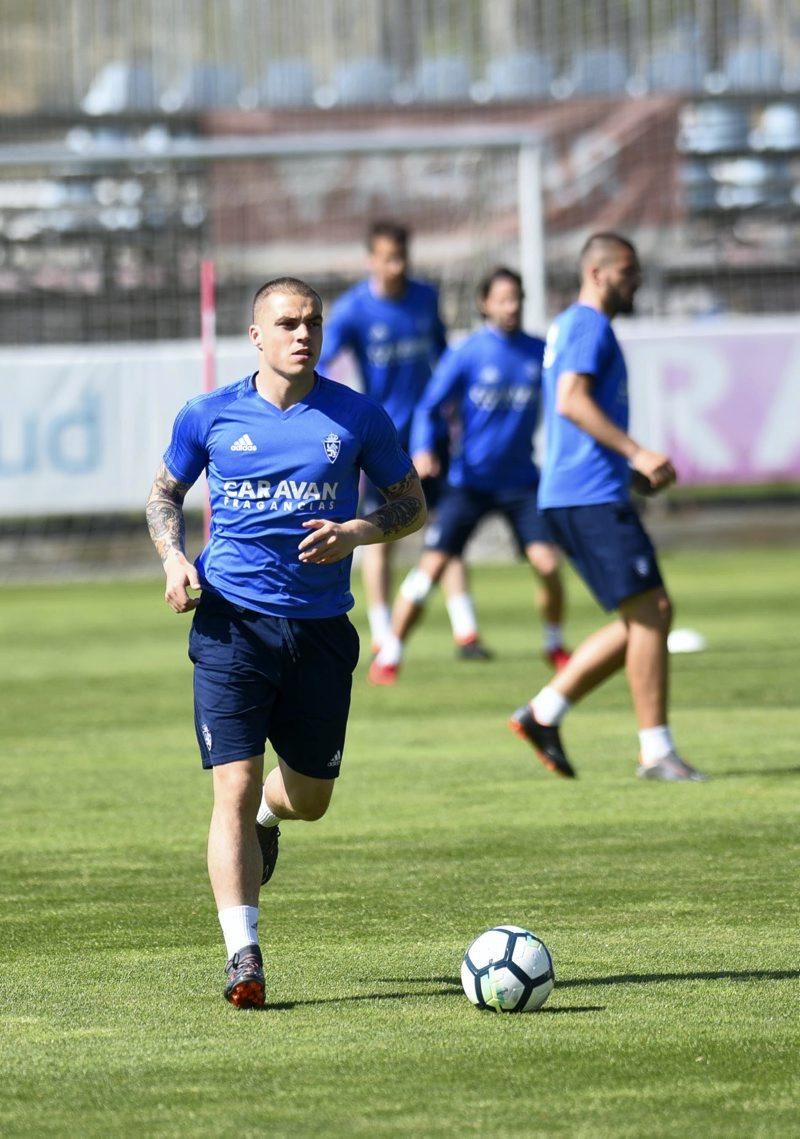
left=423, top=485, right=555, bottom=557
left=188, top=591, right=360, bottom=778
left=543, top=502, right=664, bottom=611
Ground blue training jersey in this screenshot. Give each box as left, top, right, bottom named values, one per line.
left=538, top=303, right=630, bottom=508
left=409, top=326, right=544, bottom=492
left=318, top=278, right=448, bottom=446
left=163, top=373, right=412, bottom=618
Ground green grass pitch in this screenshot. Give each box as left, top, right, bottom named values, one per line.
left=0, top=548, right=798, bottom=1137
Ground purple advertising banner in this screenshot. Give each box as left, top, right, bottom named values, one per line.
left=621, top=319, right=800, bottom=486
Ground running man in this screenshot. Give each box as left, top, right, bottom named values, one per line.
left=319, top=219, right=489, bottom=661
left=369, top=267, right=570, bottom=685
left=508, top=233, right=707, bottom=782
left=146, top=277, right=426, bottom=1008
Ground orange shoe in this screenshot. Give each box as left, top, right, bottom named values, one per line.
left=224, top=944, right=266, bottom=1009
left=508, top=704, right=577, bottom=779
left=368, top=659, right=399, bottom=686
left=545, top=646, right=572, bottom=672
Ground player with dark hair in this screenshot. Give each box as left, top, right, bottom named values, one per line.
left=370, top=266, right=570, bottom=683
left=508, top=234, right=707, bottom=782
left=146, top=276, right=426, bottom=1008
left=319, top=220, right=490, bottom=664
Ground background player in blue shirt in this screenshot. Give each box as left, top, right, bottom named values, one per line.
left=319, top=220, right=487, bottom=661
left=146, top=277, right=426, bottom=1008
left=370, top=267, right=570, bottom=684
left=508, top=234, right=706, bottom=783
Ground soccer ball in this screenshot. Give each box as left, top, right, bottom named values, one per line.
left=461, top=925, right=554, bottom=1012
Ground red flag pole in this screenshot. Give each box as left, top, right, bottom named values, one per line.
left=200, top=259, right=217, bottom=544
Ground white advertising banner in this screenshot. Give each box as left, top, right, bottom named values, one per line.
left=0, top=339, right=255, bottom=518
left=1, top=318, right=798, bottom=518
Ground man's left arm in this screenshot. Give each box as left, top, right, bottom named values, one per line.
left=298, top=467, right=426, bottom=566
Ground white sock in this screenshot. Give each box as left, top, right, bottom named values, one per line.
left=543, top=623, right=564, bottom=652
left=446, top=593, right=478, bottom=642
left=639, top=725, right=675, bottom=765
left=368, top=604, right=391, bottom=648
left=531, top=685, right=570, bottom=727
left=257, top=791, right=281, bottom=828
left=218, top=905, right=259, bottom=958
left=375, top=630, right=403, bottom=667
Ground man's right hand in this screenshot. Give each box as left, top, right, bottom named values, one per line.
left=412, top=450, right=440, bottom=479
left=163, top=550, right=201, bottom=613
left=630, top=448, right=677, bottom=495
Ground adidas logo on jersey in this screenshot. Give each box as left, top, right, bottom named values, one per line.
left=231, top=434, right=257, bottom=452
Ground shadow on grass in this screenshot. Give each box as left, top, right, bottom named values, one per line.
left=262, top=983, right=602, bottom=1013
left=713, top=766, right=800, bottom=778
left=558, top=968, right=800, bottom=989
left=406, top=968, right=798, bottom=990
left=258, top=967, right=798, bottom=1012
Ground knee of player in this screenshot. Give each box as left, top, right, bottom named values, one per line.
left=399, top=567, right=436, bottom=606
left=657, top=591, right=674, bottom=631
left=294, top=799, right=330, bottom=822
left=527, top=543, right=560, bottom=578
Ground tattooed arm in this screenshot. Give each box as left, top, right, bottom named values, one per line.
left=297, top=466, right=427, bottom=566
left=146, top=462, right=201, bottom=613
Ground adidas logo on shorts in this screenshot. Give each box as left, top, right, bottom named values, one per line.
left=231, top=434, right=257, bottom=452
left=327, top=749, right=342, bottom=768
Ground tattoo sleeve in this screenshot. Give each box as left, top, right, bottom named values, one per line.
left=145, top=461, right=193, bottom=563
left=368, top=469, right=426, bottom=539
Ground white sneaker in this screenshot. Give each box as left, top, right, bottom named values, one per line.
left=637, top=751, right=708, bottom=782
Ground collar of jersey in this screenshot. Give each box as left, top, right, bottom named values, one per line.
left=247, top=372, right=320, bottom=418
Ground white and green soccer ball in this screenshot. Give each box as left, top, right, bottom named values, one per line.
left=461, top=925, right=554, bottom=1012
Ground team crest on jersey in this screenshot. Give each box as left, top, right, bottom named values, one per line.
left=478, top=365, right=501, bottom=385
left=369, top=322, right=390, bottom=341
left=323, top=433, right=341, bottom=463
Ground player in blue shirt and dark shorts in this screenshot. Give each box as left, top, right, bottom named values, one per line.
left=146, top=277, right=426, bottom=1008
left=370, top=267, right=570, bottom=684
left=508, top=233, right=706, bottom=783
left=319, top=220, right=489, bottom=662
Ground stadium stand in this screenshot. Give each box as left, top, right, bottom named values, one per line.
left=1, top=0, right=800, bottom=577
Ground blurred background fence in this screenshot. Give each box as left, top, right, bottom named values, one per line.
left=1, top=0, right=799, bottom=577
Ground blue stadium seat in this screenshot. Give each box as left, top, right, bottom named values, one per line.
left=723, top=45, right=783, bottom=92
left=333, top=57, right=397, bottom=105
left=257, top=59, right=315, bottom=108
left=677, top=102, right=751, bottom=153
left=749, top=102, right=800, bottom=150
left=710, top=156, right=791, bottom=209
left=81, top=62, right=159, bottom=114
left=413, top=55, right=473, bottom=103
left=160, top=64, right=243, bottom=111
left=562, top=48, right=629, bottom=96
left=679, top=160, right=718, bottom=211
left=647, top=48, right=709, bottom=92
left=484, top=52, right=554, bottom=101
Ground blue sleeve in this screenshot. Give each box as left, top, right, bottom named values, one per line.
left=162, top=399, right=209, bottom=485
left=409, top=344, right=465, bottom=454
left=557, top=309, right=606, bottom=378
left=359, top=403, right=413, bottom=491
left=319, top=297, right=357, bottom=370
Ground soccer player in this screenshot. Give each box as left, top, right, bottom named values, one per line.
left=318, top=220, right=489, bottom=661
left=369, top=267, right=570, bottom=685
left=508, top=233, right=707, bottom=782
left=146, top=278, right=426, bottom=1008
